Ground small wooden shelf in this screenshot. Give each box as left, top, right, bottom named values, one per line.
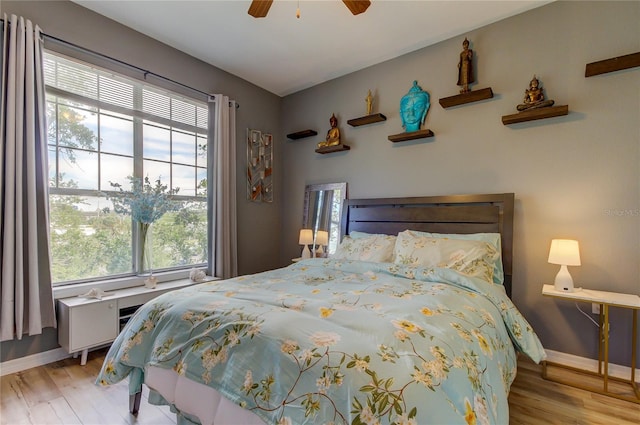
left=502, top=105, right=569, bottom=125
left=585, top=52, right=640, bottom=77
left=388, top=129, right=434, bottom=143
left=439, top=87, right=494, bottom=108
left=347, top=113, right=387, bottom=127
left=315, top=144, right=351, bottom=154
left=287, top=129, right=317, bottom=140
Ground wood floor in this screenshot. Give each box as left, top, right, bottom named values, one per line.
left=2, top=349, right=639, bottom=424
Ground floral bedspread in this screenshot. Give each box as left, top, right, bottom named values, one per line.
left=97, top=259, right=545, bottom=425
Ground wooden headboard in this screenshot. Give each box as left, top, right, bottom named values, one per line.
left=340, top=193, right=515, bottom=297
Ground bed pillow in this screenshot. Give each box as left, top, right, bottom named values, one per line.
left=399, top=230, right=504, bottom=285
left=349, top=231, right=383, bottom=239
left=333, top=233, right=396, bottom=262
left=393, top=231, right=499, bottom=283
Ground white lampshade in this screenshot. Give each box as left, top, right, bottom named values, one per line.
left=299, top=229, right=313, bottom=245
left=299, top=229, right=313, bottom=259
left=316, top=230, right=329, bottom=246
left=548, top=239, right=581, bottom=292
left=548, top=239, right=581, bottom=266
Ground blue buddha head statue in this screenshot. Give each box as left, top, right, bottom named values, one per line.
left=400, top=80, right=430, bottom=133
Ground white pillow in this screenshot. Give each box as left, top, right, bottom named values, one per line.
left=399, top=230, right=504, bottom=285
left=393, top=231, right=499, bottom=283
left=333, top=234, right=396, bottom=262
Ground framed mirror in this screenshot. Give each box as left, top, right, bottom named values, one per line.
left=302, top=182, right=347, bottom=255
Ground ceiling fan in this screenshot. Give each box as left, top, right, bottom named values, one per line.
left=248, top=1, right=371, bottom=18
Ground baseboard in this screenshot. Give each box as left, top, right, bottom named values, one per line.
left=0, top=348, right=71, bottom=376
left=545, top=349, right=640, bottom=383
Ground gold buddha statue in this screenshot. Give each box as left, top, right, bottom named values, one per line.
left=317, top=114, right=341, bottom=148
left=457, top=38, right=474, bottom=94
left=517, top=76, right=554, bottom=111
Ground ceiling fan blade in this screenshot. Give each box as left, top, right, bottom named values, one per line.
left=342, top=0, right=371, bottom=15
left=248, top=0, right=273, bottom=18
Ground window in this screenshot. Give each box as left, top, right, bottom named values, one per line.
left=44, top=51, right=209, bottom=285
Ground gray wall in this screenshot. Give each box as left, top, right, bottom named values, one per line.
left=280, top=1, right=639, bottom=367
left=1, top=0, right=283, bottom=361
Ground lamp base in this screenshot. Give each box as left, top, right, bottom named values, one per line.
left=301, top=245, right=311, bottom=259
left=554, top=265, right=575, bottom=292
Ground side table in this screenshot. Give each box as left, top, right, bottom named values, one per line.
left=541, top=284, right=639, bottom=403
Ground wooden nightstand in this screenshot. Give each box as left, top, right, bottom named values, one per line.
left=542, top=284, right=639, bottom=403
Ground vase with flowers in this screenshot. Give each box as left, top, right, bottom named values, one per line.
left=107, top=176, right=180, bottom=288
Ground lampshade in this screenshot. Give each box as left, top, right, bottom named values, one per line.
left=299, top=229, right=313, bottom=245
left=548, top=239, right=581, bottom=266
left=548, top=239, right=581, bottom=292
left=316, top=230, right=329, bottom=246
left=299, top=229, right=313, bottom=259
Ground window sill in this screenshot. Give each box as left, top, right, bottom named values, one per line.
left=52, top=269, right=216, bottom=300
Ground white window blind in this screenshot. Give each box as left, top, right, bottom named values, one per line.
left=44, top=53, right=208, bottom=134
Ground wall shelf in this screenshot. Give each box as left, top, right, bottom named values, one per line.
left=315, top=144, right=351, bottom=154
left=388, top=129, right=434, bottom=142
left=439, top=87, right=494, bottom=108
left=287, top=129, right=317, bottom=140
left=502, top=105, right=569, bottom=125
left=585, top=52, right=640, bottom=77
left=347, top=113, right=387, bottom=127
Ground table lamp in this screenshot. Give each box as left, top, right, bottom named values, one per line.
left=315, top=230, right=329, bottom=257
left=299, top=229, right=313, bottom=259
left=548, top=239, right=581, bottom=292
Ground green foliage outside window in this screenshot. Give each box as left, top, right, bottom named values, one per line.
left=47, top=81, right=208, bottom=284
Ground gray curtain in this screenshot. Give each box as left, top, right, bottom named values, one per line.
left=208, top=94, right=238, bottom=279
left=1, top=14, right=56, bottom=341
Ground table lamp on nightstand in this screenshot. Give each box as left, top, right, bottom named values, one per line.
left=299, top=229, right=313, bottom=259
left=548, top=239, right=581, bottom=292
left=315, top=230, right=329, bottom=258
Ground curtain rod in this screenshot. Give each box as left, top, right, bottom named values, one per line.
left=39, top=31, right=240, bottom=109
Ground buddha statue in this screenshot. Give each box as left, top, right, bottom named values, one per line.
left=517, top=76, right=554, bottom=111
left=457, top=38, right=474, bottom=94
left=317, top=114, right=341, bottom=148
left=400, top=80, right=430, bottom=133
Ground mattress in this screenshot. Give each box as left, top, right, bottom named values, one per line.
left=145, top=365, right=264, bottom=425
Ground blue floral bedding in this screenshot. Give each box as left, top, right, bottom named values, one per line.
left=97, top=259, right=545, bottom=425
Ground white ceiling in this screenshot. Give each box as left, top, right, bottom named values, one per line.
left=72, top=0, right=552, bottom=97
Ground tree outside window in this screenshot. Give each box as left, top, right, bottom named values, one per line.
left=45, top=51, right=209, bottom=285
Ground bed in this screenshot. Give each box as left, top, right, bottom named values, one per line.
left=96, top=193, right=546, bottom=425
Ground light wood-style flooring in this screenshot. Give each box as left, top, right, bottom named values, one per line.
left=2, top=349, right=639, bottom=424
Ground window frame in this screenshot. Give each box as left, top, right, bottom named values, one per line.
left=44, top=48, right=212, bottom=294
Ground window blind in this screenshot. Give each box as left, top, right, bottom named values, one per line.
left=44, top=52, right=208, bottom=134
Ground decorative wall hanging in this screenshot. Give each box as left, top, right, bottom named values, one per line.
left=316, top=114, right=350, bottom=154
left=439, top=38, right=494, bottom=108
left=247, top=129, right=273, bottom=202
left=502, top=75, right=568, bottom=125
left=388, top=80, right=434, bottom=142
